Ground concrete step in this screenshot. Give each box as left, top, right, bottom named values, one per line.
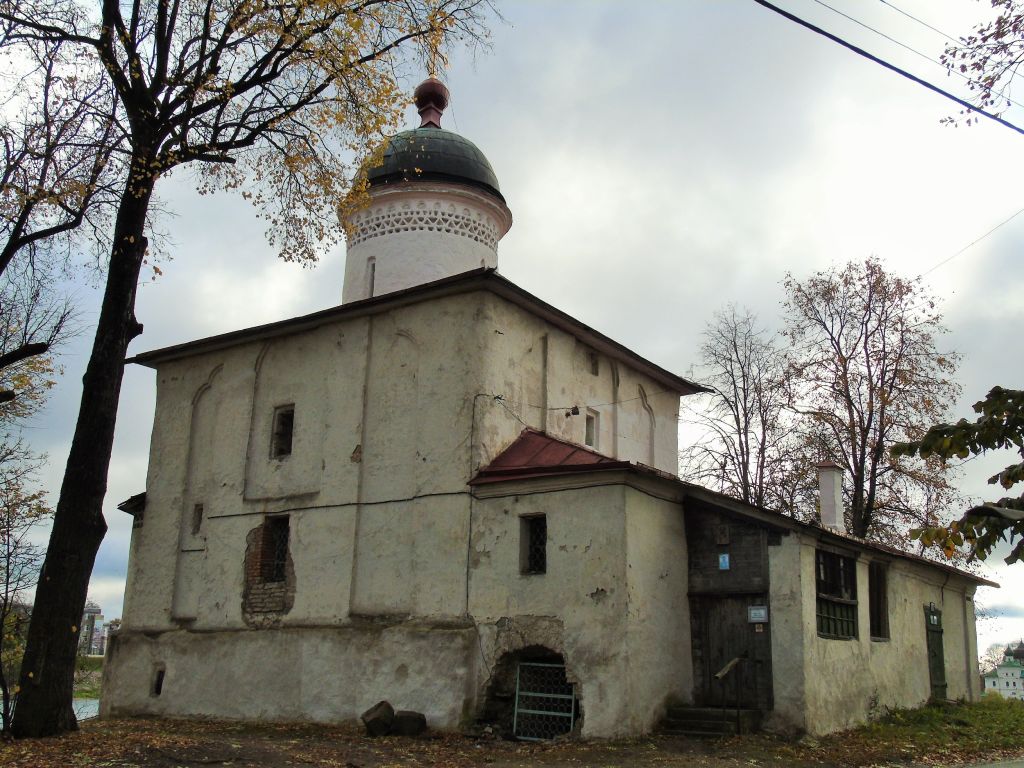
left=659, top=707, right=762, bottom=736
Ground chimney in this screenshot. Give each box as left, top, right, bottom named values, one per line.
left=816, top=461, right=846, bottom=534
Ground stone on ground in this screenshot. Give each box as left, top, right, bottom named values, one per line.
left=360, top=700, right=395, bottom=737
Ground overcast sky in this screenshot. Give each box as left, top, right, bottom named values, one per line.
left=20, top=0, right=1024, bottom=651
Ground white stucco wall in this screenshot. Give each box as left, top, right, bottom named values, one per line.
left=764, top=532, right=806, bottom=734
left=107, top=287, right=691, bottom=735
left=780, top=535, right=981, bottom=736
left=474, top=293, right=681, bottom=476
left=102, top=624, right=478, bottom=726
left=469, top=483, right=629, bottom=737
left=623, top=487, right=692, bottom=730
left=341, top=184, right=512, bottom=304
left=468, top=477, right=691, bottom=738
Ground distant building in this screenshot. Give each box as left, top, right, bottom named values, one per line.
left=79, top=600, right=103, bottom=655
left=983, top=642, right=1024, bottom=699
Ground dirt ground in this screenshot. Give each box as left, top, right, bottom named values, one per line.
left=2, top=717, right=1023, bottom=768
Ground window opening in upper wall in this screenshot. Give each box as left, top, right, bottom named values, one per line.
left=271, top=405, right=295, bottom=459
left=151, top=666, right=166, bottom=696
left=521, top=515, right=547, bottom=575
left=191, top=503, right=204, bottom=535
left=262, top=516, right=290, bottom=582
left=587, top=350, right=599, bottom=376
left=584, top=409, right=599, bottom=449
left=367, top=257, right=376, bottom=297
left=816, top=549, right=858, bottom=639
left=868, top=561, right=889, bottom=640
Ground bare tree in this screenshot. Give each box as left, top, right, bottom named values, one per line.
left=0, top=440, right=50, bottom=733
left=0, top=17, right=119, bottom=402
left=681, top=306, right=790, bottom=509
left=1, top=0, right=494, bottom=737
left=783, top=257, right=963, bottom=541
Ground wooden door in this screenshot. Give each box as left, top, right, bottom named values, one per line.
left=691, top=595, right=773, bottom=710
left=924, top=605, right=947, bottom=700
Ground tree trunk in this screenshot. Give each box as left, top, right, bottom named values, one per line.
left=10, top=156, right=153, bottom=738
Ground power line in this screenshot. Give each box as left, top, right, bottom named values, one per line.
left=812, top=0, right=1024, bottom=111
left=877, top=0, right=959, bottom=46
left=919, top=205, right=1024, bottom=279
left=751, top=0, right=1024, bottom=138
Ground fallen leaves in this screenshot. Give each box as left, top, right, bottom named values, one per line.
left=1, top=698, right=1023, bottom=767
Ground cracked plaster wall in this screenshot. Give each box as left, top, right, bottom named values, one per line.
left=474, top=294, right=681, bottom=476
left=469, top=484, right=691, bottom=737
left=789, top=536, right=980, bottom=735
left=109, top=289, right=692, bottom=734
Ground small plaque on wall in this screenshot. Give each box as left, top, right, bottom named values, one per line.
left=748, top=605, right=768, bottom=623
left=716, top=524, right=730, bottom=545
left=718, top=553, right=730, bottom=570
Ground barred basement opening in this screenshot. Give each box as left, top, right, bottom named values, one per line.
left=514, top=660, right=577, bottom=741
left=480, top=646, right=581, bottom=740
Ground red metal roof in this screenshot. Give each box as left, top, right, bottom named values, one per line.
left=470, top=429, right=630, bottom=485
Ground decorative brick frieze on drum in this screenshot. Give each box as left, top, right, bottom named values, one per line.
left=348, top=199, right=502, bottom=252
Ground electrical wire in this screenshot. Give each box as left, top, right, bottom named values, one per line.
left=811, top=0, right=1024, bottom=111
left=877, top=0, right=959, bottom=46
left=918, top=205, right=1024, bottom=279
left=751, top=0, right=1024, bottom=137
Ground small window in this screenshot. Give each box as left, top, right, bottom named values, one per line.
left=585, top=409, right=599, bottom=449
left=262, top=516, right=290, bottom=582
left=151, top=666, right=166, bottom=697
left=588, top=350, right=599, bottom=376
left=367, top=257, right=376, bottom=297
left=521, top=515, right=547, bottom=575
left=816, top=549, right=858, bottom=639
left=191, top=503, right=204, bottom=535
left=868, top=561, right=889, bottom=639
left=271, top=405, right=295, bottom=459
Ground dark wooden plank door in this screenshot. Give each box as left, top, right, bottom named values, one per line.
left=692, top=595, right=773, bottom=711
left=924, top=605, right=947, bottom=700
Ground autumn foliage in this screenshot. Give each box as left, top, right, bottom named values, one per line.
left=894, top=386, right=1024, bottom=565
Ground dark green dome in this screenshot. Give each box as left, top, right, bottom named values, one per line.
left=367, top=127, right=504, bottom=203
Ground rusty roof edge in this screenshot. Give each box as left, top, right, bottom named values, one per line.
left=469, top=460, right=633, bottom=485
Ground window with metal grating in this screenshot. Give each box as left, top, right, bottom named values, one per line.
left=816, top=549, right=858, bottom=639
left=521, top=515, right=547, bottom=574
left=513, top=662, right=576, bottom=740
left=262, top=516, right=290, bottom=582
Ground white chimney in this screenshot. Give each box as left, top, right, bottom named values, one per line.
left=816, top=462, right=846, bottom=534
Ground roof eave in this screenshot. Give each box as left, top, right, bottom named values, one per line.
left=127, top=269, right=705, bottom=396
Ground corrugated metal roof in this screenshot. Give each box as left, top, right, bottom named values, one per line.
left=470, top=429, right=630, bottom=485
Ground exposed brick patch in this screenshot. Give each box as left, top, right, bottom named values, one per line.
left=242, top=517, right=296, bottom=627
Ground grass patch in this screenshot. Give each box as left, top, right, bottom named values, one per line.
left=73, top=655, right=103, bottom=699
left=814, top=694, right=1024, bottom=765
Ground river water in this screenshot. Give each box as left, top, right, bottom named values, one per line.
left=73, top=698, right=100, bottom=720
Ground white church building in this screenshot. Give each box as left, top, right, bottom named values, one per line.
left=984, top=642, right=1024, bottom=700
left=102, top=79, right=993, bottom=738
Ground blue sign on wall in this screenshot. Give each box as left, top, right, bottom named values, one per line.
left=718, top=553, right=730, bottom=570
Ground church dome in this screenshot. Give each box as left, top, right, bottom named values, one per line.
left=364, top=76, right=504, bottom=203
left=341, top=77, right=512, bottom=305
left=366, top=128, right=503, bottom=202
